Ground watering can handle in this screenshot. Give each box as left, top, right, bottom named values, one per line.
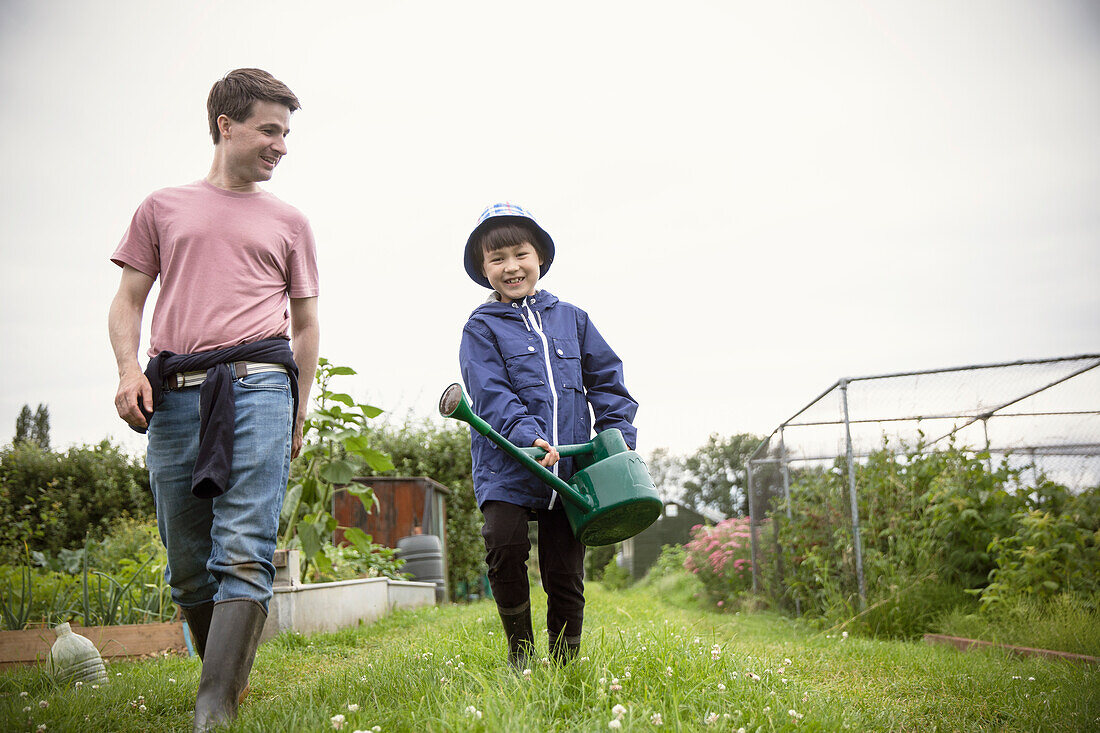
left=438, top=384, right=594, bottom=510
left=517, top=443, right=595, bottom=460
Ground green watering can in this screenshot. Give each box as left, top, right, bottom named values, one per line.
left=439, top=383, right=663, bottom=546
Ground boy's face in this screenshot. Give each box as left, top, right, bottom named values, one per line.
left=483, top=241, right=542, bottom=303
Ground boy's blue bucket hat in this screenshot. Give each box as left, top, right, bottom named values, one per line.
left=464, top=203, right=556, bottom=289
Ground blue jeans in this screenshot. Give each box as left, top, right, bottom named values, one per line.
left=146, top=370, right=293, bottom=610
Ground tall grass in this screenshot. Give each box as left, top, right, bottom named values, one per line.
left=2, top=583, right=1097, bottom=731
left=937, top=593, right=1100, bottom=657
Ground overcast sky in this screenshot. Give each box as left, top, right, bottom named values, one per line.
left=1, top=1, right=1097, bottom=460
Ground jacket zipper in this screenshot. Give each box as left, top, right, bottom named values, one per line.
left=524, top=297, right=560, bottom=508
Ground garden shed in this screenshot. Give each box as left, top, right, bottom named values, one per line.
left=333, top=476, right=450, bottom=549
left=618, top=501, right=713, bottom=579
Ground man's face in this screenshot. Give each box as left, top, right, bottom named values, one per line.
left=483, top=241, right=542, bottom=303
left=220, top=100, right=292, bottom=184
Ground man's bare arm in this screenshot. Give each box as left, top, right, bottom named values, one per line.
left=289, top=296, right=319, bottom=459
left=108, top=265, right=156, bottom=428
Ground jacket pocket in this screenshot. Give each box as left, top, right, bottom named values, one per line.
left=499, top=337, right=545, bottom=391
left=551, top=337, right=583, bottom=390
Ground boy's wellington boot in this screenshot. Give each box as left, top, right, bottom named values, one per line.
left=550, top=634, right=580, bottom=665
left=182, top=601, right=251, bottom=703
left=497, top=603, right=534, bottom=671
left=192, top=599, right=267, bottom=733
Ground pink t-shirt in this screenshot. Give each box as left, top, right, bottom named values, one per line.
left=112, top=180, right=319, bottom=357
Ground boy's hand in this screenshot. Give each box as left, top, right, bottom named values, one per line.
left=533, top=438, right=560, bottom=467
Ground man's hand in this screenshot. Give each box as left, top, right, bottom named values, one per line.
left=109, top=265, right=155, bottom=428
left=292, top=412, right=306, bottom=459
left=115, top=368, right=153, bottom=429
left=534, top=438, right=560, bottom=467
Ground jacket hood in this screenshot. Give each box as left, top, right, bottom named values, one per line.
left=470, top=290, right=559, bottom=319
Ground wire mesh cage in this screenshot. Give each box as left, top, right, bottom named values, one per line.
left=744, top=354, right=1100, bottom=611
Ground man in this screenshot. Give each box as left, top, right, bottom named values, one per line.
left=108, top=68, right=319, bottom=731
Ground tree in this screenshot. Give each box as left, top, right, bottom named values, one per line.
left=13, top=403, right=49, bottom=449
left=14, top=405, right=33, bottom=445
left=32, top=404, right=50, bottom=450
left=646, top=447, right=685, bottom=503
left=681, top=433, right=763, bottom=519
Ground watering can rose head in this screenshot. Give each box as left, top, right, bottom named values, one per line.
left=464, top=203, right=556, bottom=294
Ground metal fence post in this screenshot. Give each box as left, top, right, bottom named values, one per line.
left=746, top=458, right=759, bottom=593
left=779, top=429, right=800, bottom=616
left=839, top=379, right=867, bottom=609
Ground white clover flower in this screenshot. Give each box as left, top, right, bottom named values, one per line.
left=665, top=666, right=673, bottom=677
left=22, top=706, right=32, bottom=713
left=717, top=683, right=726, bottom=692
left=1028, top=677, right=1035, bottom=682
left=37, top=725, right=47, bottom=733
left=20, top=691, right=28, bottom=697
left=788, top=709, right=803, bottom=719
left=579, top=656, right=590, bottom=662
left=612, top=704, right=627, bottom=718
left=74, top=682, right=83, bottom=689
left=540, top=657, right=550, bottom=666
left=91, top=684, right=100, bottom=689
left=599, top=677, right=607, bottom=685
left=372, top=728, right=381, bottom=732
left=784, top=658, right=792, bottom=666
left=139, top=705, right=147, bottom=712
left=608, top=720, right=622, bottom=730
left=465, top=706, right=483, bottom=719
left=737, top=728, right=746, bottom=733
left=623, top=671, right=631, bottom=679
left=610, top=684, right=622, bottom=692
left=777, top=667, right=785, bottom=674
left=704, top=711, right=719, bottom=725
left=763, top=706, right=771, bottom=713
left=748, top=672, right=760, bottom=682
left=523, top=669, right=532, bottom=679
left=477, top=617, right=484, bottom=623
left=39, top=700, right=49, bottom=708
left=841, top=631, right=848, bottom=639
left=782, top=678, right=789, bottom=684
left=331, top=713, right=346, bottom=730
left=169, top=677, right=177, bottom=684
left=348, top=703, right=359, bottom=712
left=651, top=712, right=663, bottom=725
left=116, top=672, right=122, bottom=677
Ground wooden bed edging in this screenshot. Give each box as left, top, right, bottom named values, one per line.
left=923, top=633, right=1100, bottom=665
left=0, top=621, right=186, bottom=670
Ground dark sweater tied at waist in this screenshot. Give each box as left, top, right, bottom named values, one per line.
left=132, top=337, right=300, bottom=499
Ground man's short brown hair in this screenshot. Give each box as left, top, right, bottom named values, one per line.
left=207, top=68, right=301, bottom=144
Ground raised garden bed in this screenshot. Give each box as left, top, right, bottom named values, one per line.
left=923, top=633, right=1100, bottom=665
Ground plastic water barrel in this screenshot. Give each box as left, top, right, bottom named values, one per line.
left=47, top=623, right=108, bottom=686
left=396, top=534, right=446, bottom=603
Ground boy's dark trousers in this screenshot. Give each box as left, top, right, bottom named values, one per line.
left=481, top=499, right=585, bottom=662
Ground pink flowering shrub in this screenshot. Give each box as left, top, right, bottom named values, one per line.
left=683, top=517, right=758, bottom=606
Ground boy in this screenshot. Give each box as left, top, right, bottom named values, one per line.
left=459, top=203, right=638, bottom=668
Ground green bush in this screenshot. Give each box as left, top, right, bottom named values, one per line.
left=600, top=556, right=632, bottom=590
left=584, top=543, right=616, bottom=582
left=0, top=440, right=153, bottom=562
left=771, top=439, right=1098, bottom=636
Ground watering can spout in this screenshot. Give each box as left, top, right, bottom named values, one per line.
left=439, top=383, right=662, bottom=546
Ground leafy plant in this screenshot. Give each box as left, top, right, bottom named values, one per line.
left=683, top=517, right=757, bottom=608
left=280, top=358, right=395, bottom=581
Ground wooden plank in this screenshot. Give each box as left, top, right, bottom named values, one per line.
left=923, top=633, right=1100, bottom=665
left=0, top=622, right=186, bottom=670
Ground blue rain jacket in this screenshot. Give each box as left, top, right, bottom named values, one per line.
left=459, top=290, right=638, bottom=509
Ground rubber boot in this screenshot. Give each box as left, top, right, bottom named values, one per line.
left=550, top=632, right=580, bottom=665
left=181, top=602, right=214, bottom=659
left=182, top=602, right=250, bottom=704
left=192, top=599, right=266, bottom=732
left=497, top=603, right=534, bottom=671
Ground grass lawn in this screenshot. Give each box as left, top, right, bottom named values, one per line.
left=2, top=583, right=1098, bottom=732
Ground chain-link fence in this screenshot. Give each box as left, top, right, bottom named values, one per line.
left=745, top=354, right=1100, bottom=611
